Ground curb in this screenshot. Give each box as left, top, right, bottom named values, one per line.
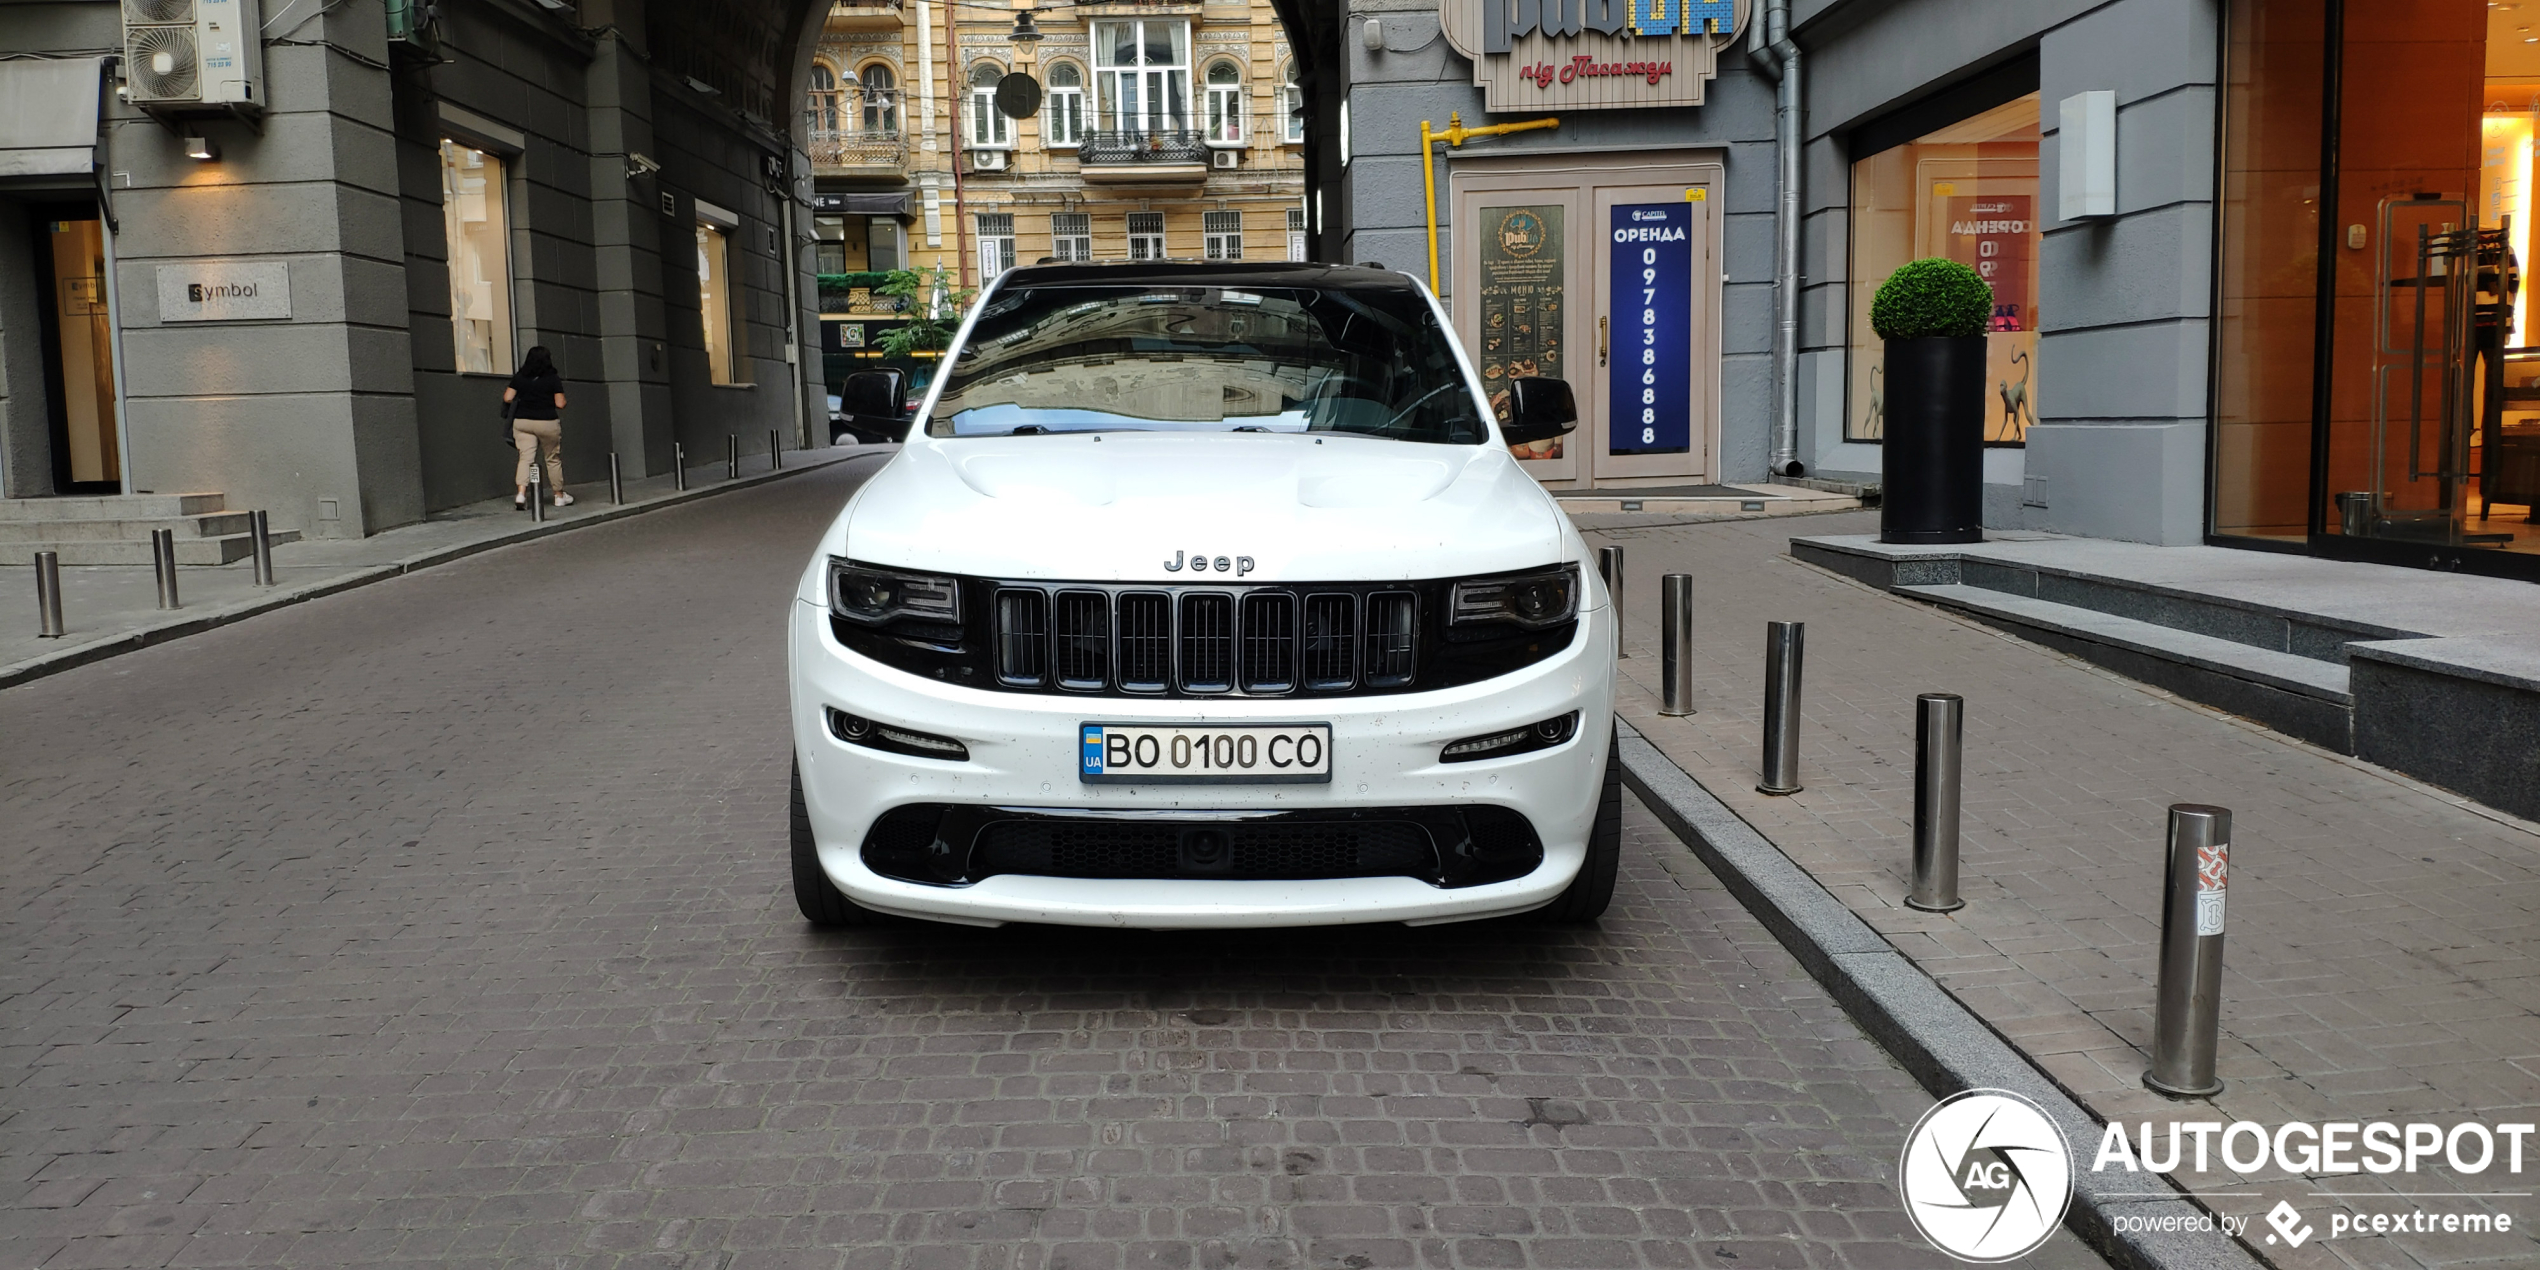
left=1615, top=720, right=2272, bottom=1270
left=1, top=447, right=892, bottom=692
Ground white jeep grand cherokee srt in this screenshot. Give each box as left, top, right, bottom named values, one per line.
left=786, top=262, right=1620, bottom=929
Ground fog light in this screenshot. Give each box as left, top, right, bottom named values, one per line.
left=827, top=708, right=969, bottom=760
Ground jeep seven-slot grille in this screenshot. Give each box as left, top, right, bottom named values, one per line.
left=989, top=584, right=1418, bottom=696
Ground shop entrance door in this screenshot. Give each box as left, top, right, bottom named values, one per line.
left=32, top=210, right=120, bottom=491
left=1450, top=155, right=1722, bottom=489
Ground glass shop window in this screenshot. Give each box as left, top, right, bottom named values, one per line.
left=1848, top=93, right=2042, bottom=445
left=439, top=140, right=514, bottom=375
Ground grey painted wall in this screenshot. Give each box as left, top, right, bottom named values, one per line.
left=1792, top=0, right=2219, bottom=544
left=1, top=0, right=820, bottom=533
left=1322, top=0, right=2225, bottom=542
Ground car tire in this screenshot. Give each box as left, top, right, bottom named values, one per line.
left=791, top=759, right=877, bottom=927
left=1539, top=725, right=1622, bottom=923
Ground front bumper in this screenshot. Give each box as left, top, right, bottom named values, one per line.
left=786, top=597, right=1615, bottom=929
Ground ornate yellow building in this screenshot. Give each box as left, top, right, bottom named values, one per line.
left=804, top=0, right=1307, bottom=378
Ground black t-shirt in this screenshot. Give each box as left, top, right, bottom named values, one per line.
left=508, top=370, right=563, bottom=419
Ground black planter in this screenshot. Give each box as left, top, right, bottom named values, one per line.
left=1879, top=334, right=1987, bottom=544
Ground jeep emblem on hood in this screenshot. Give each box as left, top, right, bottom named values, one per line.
left=1165, top=551, right=1254, bottom=576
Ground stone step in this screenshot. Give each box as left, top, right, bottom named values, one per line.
left=1894, top=583, right=2357, bottom=753
left=0, top=493, right=226, bottom=521
left=9, top=529, right=301, bottom=567
left=1791, top=535, right=2413, bottom=663
left=0, top=512, right=260, bottom=543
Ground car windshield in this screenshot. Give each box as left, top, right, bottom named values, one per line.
left=924, top=284, right=1487, bottom=444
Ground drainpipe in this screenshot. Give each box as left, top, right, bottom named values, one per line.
left=1750, top=0, right=1803, bottom=478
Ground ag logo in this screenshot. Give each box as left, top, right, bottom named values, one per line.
left=1899, top=1089, right=2074, bottom=1262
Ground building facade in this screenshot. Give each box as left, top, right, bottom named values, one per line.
left=799, top=0, right=1307, bottom=397
left=1291, top=0, right=2540, bottom=582
left=0, top=0, right=832, bottom=539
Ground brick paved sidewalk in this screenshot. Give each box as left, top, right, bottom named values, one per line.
left=0, top=444, right=889, bottom=687
left=1588, top=511, right=2540, bottom=1268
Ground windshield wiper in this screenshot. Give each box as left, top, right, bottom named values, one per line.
left=1008, top=424, right=1052, bottom=435
left=1230, top=426, right=1270, bottom=433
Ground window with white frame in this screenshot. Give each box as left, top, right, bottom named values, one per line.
left=967, top=64, right=1011, bottom=148
left=1203, top=210, right=1242, bottom=260
left=1093, top=19, right=1189, bottom=134
left=860, top=63, right=898, bottom=133
left=809, top=64, right=840, bottom=132
left=1286, top=207, right=1307, bottom=262
left=1281, top=61, right=1303, bottom=143
left=439, top=139, right=514, bottom=375
left=1052, top=212, right=1092, bottom=261
left=1127, top=211, right=1166, bottom=260
left=1204, top=61, right=1243, bottom=144
left=1046, top=62, right=1084, bottom=147
left=976, top=212, right=1015, bottom=280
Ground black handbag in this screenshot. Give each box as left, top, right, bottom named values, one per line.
left=498, top=394, right=516, bottom=447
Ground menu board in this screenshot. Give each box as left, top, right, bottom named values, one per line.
left=1476, top=205, right=1566, bottom=459
left=1609, top=201, right=1693, bottom=455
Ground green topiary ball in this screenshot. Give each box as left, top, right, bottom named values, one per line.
left=1870, top=258, right=1994, bottom=340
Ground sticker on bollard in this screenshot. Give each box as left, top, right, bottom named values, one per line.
left=2195, top=838, right=2228, bottom=936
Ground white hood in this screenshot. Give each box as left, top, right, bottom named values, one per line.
left=837, top=431, right=1568, bottom=583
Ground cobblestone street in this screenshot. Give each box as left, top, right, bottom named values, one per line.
left=0, top=465, right=2106, bottom=1269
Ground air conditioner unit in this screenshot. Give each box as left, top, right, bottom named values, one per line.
left=968, top=149, right=1009, bottom=172
left=122, top=0, right=265, bottom=115
left=1212, top=149, right=1240, bottom=170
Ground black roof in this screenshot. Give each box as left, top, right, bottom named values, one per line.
left=991, top=260, right=1418, bottom=293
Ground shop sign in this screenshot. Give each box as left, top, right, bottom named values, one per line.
left=1441, top=0, right=1748, bottom=112
left=1609, top=202, right=1692, bottom=455
left=156, top=260, right=291, bottom=323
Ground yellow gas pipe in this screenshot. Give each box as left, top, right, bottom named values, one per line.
left=1421, top=111, right=1560, bottom=293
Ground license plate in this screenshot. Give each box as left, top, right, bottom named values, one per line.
left=1079, top=722, right=1333, bottom=784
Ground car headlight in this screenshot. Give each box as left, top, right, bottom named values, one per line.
left=828, top=556, right=961, bottom=626
left=1450, top=563, right=1580, bottom=630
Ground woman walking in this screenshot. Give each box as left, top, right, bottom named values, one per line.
left=505, top=345, right=573, bottom=509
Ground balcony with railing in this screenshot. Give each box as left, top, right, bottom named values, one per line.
left=1078, top=129, right=1211, bottom=182
left=805, top=122, right=908, bottom=176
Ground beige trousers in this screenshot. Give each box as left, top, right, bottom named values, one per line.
left=513, top=416, right=564, bottom=491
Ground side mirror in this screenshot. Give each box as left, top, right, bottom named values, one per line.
left=1501, top=376, right=1578, bottom=445
left=841, top=370, right=900, bottom=418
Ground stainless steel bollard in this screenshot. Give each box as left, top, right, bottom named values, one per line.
left=35, top=551, right=64, bottom=637
left=1596, top=545, right=1627, bottom=658
left=1757, top=621, right=1804, bottom=794
left=769, top=428, right=783, bottom=470
left=249, top=510, right=275, bottom=587
left=726, top=435, right=739, bottom=480
left=2146, top=804, right=2231, bottom=1098
left=674, top=443, right=688, bottom=491
left=1660, top=573, right=1694, bottom=716
left=529, top=465, right=545, bottom=523
left=152, top=529, right=180, bottom=609
left=1906, top=693, right=1966, bottom=912
left=609, top=452, right=624, bottom=505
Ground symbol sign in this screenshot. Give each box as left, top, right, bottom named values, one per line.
left=1608, top=203, right=1691, bottom=456
left=2195, top=840, right=2228, bottom=937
